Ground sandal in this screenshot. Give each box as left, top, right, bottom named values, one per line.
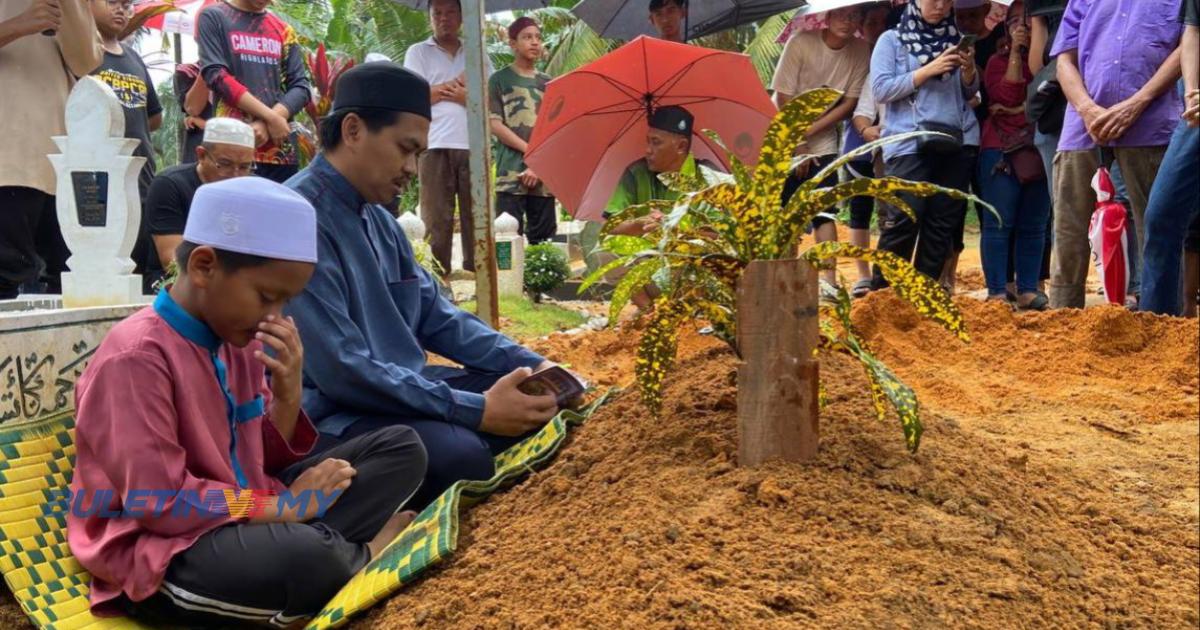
left=851, top=278, right=873, bottom=299
left=1017, top=291, right=1049, bottom=311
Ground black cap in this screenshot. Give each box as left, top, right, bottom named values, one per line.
left=647, top=105, right=693, bottom=137
left=331, top=62, right=432, bottom=120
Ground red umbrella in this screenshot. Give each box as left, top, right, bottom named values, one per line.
left=524, top=36, right=776, bottom=222
left=137, top=0, right=217, bottom=36
left=1088, top=167, right=1131, bottom=306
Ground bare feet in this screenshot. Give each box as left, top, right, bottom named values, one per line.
left=366, top=510, right=417, bottom=560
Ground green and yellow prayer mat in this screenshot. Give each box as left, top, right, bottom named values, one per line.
left=0, top=392, right=610, bottom=630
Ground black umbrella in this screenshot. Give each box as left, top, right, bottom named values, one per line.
left=573, top=0, right=807, bottom=41
left=391, top=0, right=551, bottom=10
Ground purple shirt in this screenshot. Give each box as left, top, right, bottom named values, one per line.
left=1050, top=0, right=1183, bottom=151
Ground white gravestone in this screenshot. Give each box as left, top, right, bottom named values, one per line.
left=494, top=212, right=525, bottom=298
left=47, top=77, right=146, bottom=308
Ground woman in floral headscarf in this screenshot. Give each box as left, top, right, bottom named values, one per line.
left=867, top=0, right=980, bottom=291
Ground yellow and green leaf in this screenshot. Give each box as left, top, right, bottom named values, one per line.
left=608, top=258, right=662, bottom=325
left=749, top=88, right=841, bottom=231
left=635, top=296, right=690, bottom=415
left=803, top=242, right=969, bottom=342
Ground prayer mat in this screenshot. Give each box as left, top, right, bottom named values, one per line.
left=0, top=392, right=611, bottom=630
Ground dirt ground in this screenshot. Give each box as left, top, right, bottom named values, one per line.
left=3, top=256, right=1196, bottom=629
left=361, top=294, right=1199, bottom=629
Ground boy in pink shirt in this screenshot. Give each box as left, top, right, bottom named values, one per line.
left=67, top=176, right=427, bottom=627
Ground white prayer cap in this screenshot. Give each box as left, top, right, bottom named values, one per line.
left=184, top=177, right=318, bottom=264
left=364, top=52, right=392, bottom=63
left=202, top=117, right=256, bottom=149
left=955, top=0, right=991, bottom=8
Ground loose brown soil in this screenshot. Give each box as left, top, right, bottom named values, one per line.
left=361, top=294, right=1199, bottom=629
left=3, top=294, right=1195, bottom=629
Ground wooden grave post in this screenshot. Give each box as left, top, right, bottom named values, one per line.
left=736, top=258, right=820, bottom=465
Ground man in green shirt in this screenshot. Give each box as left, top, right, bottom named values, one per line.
left=488, top=17, right=556, bottom=243
left=603, top=105, right=696, bottom=236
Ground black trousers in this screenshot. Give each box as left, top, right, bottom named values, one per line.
left=780, top=155, right=839, bottom=228
left=124, top=425, right=427, bottom=628
left=495, top=192, right=557, bottom=244
left=313, top=367, right=535, bottom=511
left=872, top=149, right=972, bottom=289
left=0, top=186, right=70, bottom=298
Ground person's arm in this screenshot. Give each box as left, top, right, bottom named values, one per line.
left=184, top=74, right=210, bottom=116
left=277, top=29, right=312, bottom=119
left=145, top=175, right=187, bottom=268
left=986, top=50, right=1029, bottom=107
left=152, top=234, right=182, bottom=269
left=769, top=35, right=801, bottom=110
left=488, top=74, right=528, bottom=152
left=74, top=351, right=243, bottom=535
left=1056, top=50, right=1105, bottom=139
left=1029, top=15, right=1049, bottom=74
left=0, top=0, right=61, bottom=50
left=197, top=8, right=285, bottom=130
left=285, top=229, right=538, bottom=429
left=145, top=64, right=163, bottom=131
left=490, top=118, right=528, bottom=153
left=805, top=97, right=860, bottom=140
left=871, top=33, right=920, bottom=103
left=1184, top=24, right=1199, bottom=126
left=1185, top=24, right=1199, bottom=95
left=1092, top=46, right=1182, bottom=142
left=50, top=0, right=102, bottom=77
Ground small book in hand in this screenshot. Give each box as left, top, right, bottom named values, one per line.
left=517, top=366, right=588, bottom=407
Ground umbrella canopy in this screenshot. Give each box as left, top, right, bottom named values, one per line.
left=134, top=0, right=217, bottom=37
left=389, top=0, right=551, bottom=10
left=524, top=36, right=776, bottom=222
left=775, top=0, right=1010, bottom=43
left=573, top=0, right=808, bottom=42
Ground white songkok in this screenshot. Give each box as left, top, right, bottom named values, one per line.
left=202, top=117, right=256, bottom=149
left=184, top=177, right=318, bottom=264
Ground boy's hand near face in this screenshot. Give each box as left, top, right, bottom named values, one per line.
left=256, top=315, right=306, bottom=440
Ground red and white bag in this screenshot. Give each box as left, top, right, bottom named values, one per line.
left=1088, top=167, right=1130, bottom=306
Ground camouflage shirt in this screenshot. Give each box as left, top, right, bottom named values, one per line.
left=488, top=65, right=551, bottom=197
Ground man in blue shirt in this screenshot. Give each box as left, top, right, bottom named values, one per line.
left=286, top=63, right=561, bottom=508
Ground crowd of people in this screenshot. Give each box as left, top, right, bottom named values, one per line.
left=0, top=0, right=1197, bottom=626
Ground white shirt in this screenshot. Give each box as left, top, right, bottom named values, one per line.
left=403, top=37, right=493, bottom=151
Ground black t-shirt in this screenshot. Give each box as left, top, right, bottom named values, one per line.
left=1183, top=0, right=1199, bottom=25
left=143, top=163, right=204, bottom=284
left=92, top=44, right=162, bottom=199
left=173, top=71, right=214, bottom=164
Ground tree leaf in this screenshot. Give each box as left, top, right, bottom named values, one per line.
left=749, top=88, right=841, bottom=246
left=578, top=255, right=630, bottom=294
left=601, top=235, right=656, bottom=256
left=803, top=242, right=969, bottom=342
left=635, top=296, right=690, bottom=416
left=608, top=258, right=661, bottom=325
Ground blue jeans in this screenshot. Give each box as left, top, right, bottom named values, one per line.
left=1139, top=121, right=1200, bottom=315
left=978, top=149, right=1052, bottom=295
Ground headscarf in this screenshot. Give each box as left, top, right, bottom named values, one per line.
left=897, top=0, right=960, bottom=65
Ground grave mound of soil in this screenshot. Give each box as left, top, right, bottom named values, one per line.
left=363, top=293, right=1199, bottom=628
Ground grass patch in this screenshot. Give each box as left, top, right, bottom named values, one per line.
left=459, top=296, right=588, bottom=338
